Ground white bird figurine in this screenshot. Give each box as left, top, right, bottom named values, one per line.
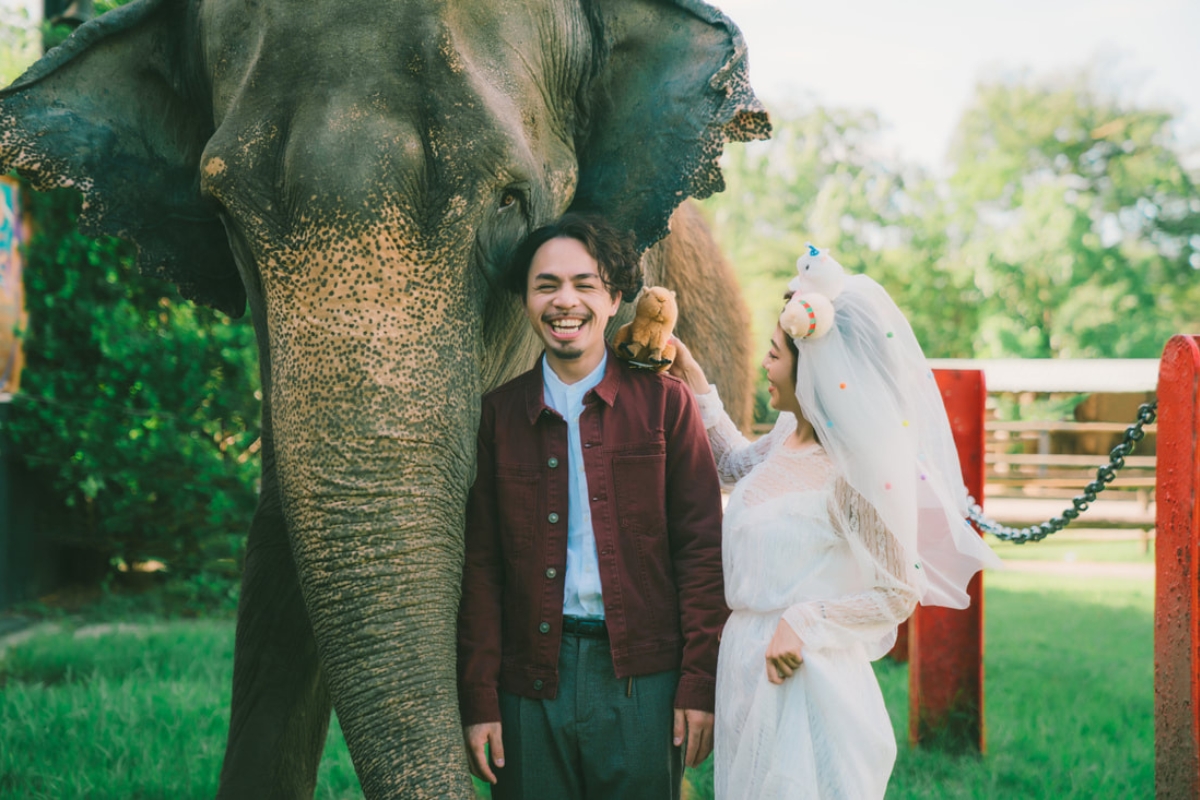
left=788, top=243, right=845, bottom=299
left=781, top=244, right=844, bottom=341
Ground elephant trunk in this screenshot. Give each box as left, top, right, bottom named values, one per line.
left=284, top=426, right=475, bottom=797
left=262, top=234, right=482, bottom=797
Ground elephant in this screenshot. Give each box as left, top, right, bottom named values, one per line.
left=0, top=0, right=769, bottom=796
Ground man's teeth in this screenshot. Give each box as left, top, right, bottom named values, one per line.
left=550, top=320, right=583, bottom=332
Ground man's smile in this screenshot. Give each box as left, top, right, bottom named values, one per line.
left=545, top=315, right=588, bottom=341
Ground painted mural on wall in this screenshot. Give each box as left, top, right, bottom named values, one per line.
left=0, top=176, right=26, bottom=397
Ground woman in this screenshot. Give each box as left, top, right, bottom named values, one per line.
left=670, top=246, right=1001, bottom=799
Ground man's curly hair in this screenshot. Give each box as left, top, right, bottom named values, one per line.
left=504, top=213, right=644, bottom=301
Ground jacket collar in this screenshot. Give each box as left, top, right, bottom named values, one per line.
left=524, top=345, right=623, bottom=425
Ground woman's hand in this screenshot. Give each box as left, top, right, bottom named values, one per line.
left=765, top=617, right=804, bottom=684
left=667, top=337, right=711, bottom=395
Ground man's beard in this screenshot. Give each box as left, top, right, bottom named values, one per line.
left=542, top=314, right=590, bottom=361
left=550, top=343, right=583, bottom=360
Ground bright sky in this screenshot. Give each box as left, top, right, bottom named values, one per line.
left=714, top=0, right=1200, bottom=173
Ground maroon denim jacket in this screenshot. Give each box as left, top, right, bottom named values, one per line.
left=457, top=353, right=727, bottom=726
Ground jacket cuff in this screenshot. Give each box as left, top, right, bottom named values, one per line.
left=693, top=385, right=724, bottom=429
left=673, top=673, right=716, bottom=714
left=458, top=687, right=502, bottom=727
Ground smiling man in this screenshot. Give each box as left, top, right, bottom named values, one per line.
left=457, top=214, right=727, bottom=799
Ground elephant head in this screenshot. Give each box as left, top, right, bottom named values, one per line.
left=0, top=0, right=767, bottom=795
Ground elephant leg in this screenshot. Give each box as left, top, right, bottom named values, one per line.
left=217, top=464, right=332, bottom=800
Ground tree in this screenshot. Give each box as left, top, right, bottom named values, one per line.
left=701, top=70, right=1200, bottom=388
left=945, top=70, right=1200, bottom=358
left=0, top=0, right=259, bottom=592
left=699, top=107, right=979, bottom=391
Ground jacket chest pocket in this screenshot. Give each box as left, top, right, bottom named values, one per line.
left=612, top=450, right=668, bottom=537
left=496, top=470, right=540, bottom=555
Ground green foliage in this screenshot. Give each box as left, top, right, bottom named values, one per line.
left=700, top=69, right=1199, bottom=412
left=700, top=107, right=981, bottom=366
left=3, top=188, right=260, bottom=576
left=946, top=72, right=1200, bottom=358
left=0, top=6, right=39, bottom=86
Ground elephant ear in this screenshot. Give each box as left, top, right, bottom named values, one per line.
left=0, top=0, right=245, bottom=317
left=573, top=0, right=770, bottom=253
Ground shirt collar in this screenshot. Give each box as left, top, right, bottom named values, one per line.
left=543, top=349, right=607, bottom=400
left=525, top=345, right=623, bottom=424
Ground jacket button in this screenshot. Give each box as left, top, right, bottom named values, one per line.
left=545, top=567, right=557, bottom=579
left=548, top=457, right=559, bottom=468
left=548, top=512, right=560, bottom=523
left=533, top=679, right=544, bottom=690
left=583, top=442, right=593, bottom=448
left=539, top=622, right=550, bottom=634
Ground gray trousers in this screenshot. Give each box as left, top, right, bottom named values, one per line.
left=492, top=633, right=682, bottom=800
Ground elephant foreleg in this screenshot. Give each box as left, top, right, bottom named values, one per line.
left=217, top=464, right=333, bottom=800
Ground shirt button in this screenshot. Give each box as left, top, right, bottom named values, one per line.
left=545, top=567, right=558, bottom=579
left=584, top=442, right=593, bottom=448
left=539, top=622, right=551, bottom=634
left=548, top=457, right=559, bottom=468
left=533, top=679, right=544, bottom=690
left=592, top=495, right=599, bottom=501
left=548, top=512, right=560, bottom=524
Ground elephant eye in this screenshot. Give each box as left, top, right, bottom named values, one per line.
left=499, top=191, right=519, bottom=210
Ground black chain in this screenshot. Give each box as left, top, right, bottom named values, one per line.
left=967, top=401, right=1158, bottom=544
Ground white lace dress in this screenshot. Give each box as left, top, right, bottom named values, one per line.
left=696, top=390, right=921, bottom=800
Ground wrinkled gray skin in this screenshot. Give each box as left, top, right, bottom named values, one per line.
left=0, top=0, right=768, bottom=796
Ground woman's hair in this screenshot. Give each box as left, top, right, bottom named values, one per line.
left=504, top=213, right=644, bottom=301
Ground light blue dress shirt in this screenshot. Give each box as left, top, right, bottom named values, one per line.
left=542, top=352, right=607, bottom=619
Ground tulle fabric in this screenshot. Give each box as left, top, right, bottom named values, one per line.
left=697, top=262, right=1000, bottom=799
left=697, top=391, right=914, bottom=799
left=791, top=273, right=1002, bottom=609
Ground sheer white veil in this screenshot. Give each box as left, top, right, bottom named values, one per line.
left=784, top=247, right=1001, bottom=609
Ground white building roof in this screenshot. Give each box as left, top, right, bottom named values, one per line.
left=925, top=359, right=1160, bottom=393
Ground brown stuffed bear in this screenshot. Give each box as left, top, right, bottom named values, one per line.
left=612, top=286, right=678, bottom=371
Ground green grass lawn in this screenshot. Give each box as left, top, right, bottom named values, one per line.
left=989, top=534, right=1154, bottom=564
left=1, top=568, right=1153, bottom=799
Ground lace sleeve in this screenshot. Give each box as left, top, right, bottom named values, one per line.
left=694, top=385, right=794, bottom=486
left=781, top=479, right=920, bottom=654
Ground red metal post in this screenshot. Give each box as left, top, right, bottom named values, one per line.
left=888, top=620, right=910, bottom=663
left=908, top=369, right=987, bottom=751
left=1155, top=335, right=1200, bottom=798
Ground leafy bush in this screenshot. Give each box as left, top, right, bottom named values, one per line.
left=3, top=187, right=260, bottom=579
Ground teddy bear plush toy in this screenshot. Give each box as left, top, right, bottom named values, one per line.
left=612, top=286, right=678, bottom=371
